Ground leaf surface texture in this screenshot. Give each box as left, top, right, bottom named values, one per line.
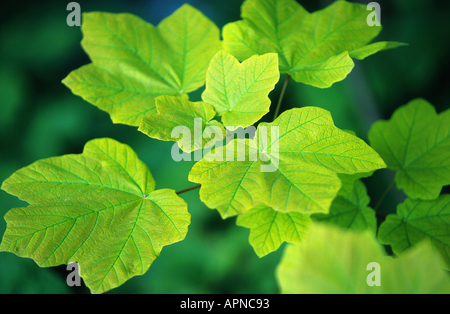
left=0, top=138, right=190, bottom=294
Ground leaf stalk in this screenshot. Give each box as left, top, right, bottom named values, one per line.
left=176, top=184, right=201, bottom=195
left=374, top=179, right=395, bottom=212
left=273, top=74, right=291, bottom=121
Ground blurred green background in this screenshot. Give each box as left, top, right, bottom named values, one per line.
left=0, top=0, right=449, bottom=294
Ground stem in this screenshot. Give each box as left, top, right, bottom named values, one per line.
left=273, top=74, right=291, bottom=121
left=374, top=179, right=395, bottom=212
left=176, top=184, right=201, bottom=195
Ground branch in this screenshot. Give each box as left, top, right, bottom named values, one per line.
left=176, top=184, right=201, bottom=195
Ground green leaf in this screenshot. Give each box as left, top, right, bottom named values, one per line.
left=286, top=51, right=354, bottom=89
left=276, top=224, right=450, bottom=294
left=202, top=50, right=279, bottom=128
left=334, top=129, right=374, bottom=195
left=378, top=195, right=450, bottom=270
left=138, top=95, right=226, bottom=153
left=368, top=98, right=450, bottom=199
left=349, top=41, right=408, bottom=60
left=337, top=171, right=374, bottom=196
left=236, top=204, right=311, bottom=257
left=223, top=0, right=405, bottom=88
left=62, top=5, right=221, bottom=126
left=0, top=138, right=190, bottom=294
left=189, top=107, right=385, bottom=218
left=311, top=180, right=377, bottom=234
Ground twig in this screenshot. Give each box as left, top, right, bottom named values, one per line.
left=176, top=184, right=201, bottom=195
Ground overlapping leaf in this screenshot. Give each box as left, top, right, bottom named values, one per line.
left=139, top=95, right=226, bottom=153
left=368, top=98, right=450, bottom=200
left=378, top=195, right=450, bottom=270
left=0, top=138, right=190, bottom=294
left=223, top=0, right=405, bottom=88
left=62, top=5, right=222, bottom=126
left=189, top=106, right=386, bottom=218
left=276, top=224, right=450, bottom=294
left=336, top=130, right=374, bottom=196
left=202, top=50, right=279, bottom=128
left=337, top=171, right=374, bottom=196
left=236, top=204, right=311, bottom=257
left=237, top=178, right=376, bottom=257
left=311, top=180, right=377, bottom=234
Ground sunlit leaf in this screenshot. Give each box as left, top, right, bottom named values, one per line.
left=62, top=5, right=221, bottom=126
left=223, top=0, right=405, bottom=88
left=202, top=50, right=279, bottom=128
left=349, top=41, right=407, bottom=60
left=236, top=204, right=311, bottom=257
left=0, top=138, right=190, bottom=294
left=189, top=107, right=385, bottom=218
left=139, top=95, right=225, bottom=153
left=276, top=224, right=450, bottom=294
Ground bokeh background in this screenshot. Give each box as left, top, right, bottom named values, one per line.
left=1, top=0, right=449, bottom=294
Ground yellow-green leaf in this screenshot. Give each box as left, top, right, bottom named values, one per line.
left=0, top=138, right=190, bottom=294
left=223, top=0, right=405, bottom=88
left=202, top=50, right=279, bottom=128
left=63, top=5, right=221, bottom=126
left=276, top=224, right=450, bottom=294
left=138, top=95, right=226, bottom=153
left=236, top=204, right=311, bottom=257
left=189, top=107, right=386, bottom=218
